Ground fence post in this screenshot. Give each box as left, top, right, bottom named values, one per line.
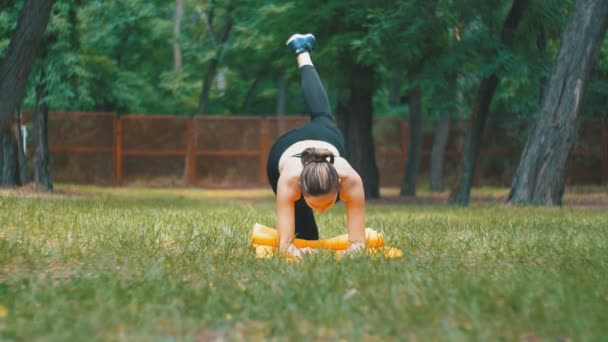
left=185, top=118, right=197, bottom=184
left=259, top=118, right=270, bottom=185
left=400, top=120, right=408, bottom=171
left=113, top=115, right=123, bottom=184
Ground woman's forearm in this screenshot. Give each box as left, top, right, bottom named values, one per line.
left=346, top=204, right=366, bottom=243
left=345, top=179, right=366, bottom=243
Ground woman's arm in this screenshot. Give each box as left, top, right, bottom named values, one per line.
left=335, top=158, right=366, bottom=245
left=276, top=170, right=315, bottom=258
left=276, top=174, right=297, bottom=249
left=275, top=162, right=303, bottom=252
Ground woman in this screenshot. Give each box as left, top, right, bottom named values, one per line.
left=266, top=33, right=367, bottom=259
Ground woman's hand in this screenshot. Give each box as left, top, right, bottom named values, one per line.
left=345, top=241, right=365, bottom=254
left=281, top=243, right=316, bottom=259
left=335, top=241, right=366, bottom=259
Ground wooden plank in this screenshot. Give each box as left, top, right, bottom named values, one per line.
left=121, top=114, right=190, bottom=121
left=197, top=150, right=261, bottom=157
left=195, top=115, right=308, bottom=121
left=50, top=111, right=114, bottom=117
left=49, top=146, right=113, bottom=153
left=122, top=150, right=187, bottom=156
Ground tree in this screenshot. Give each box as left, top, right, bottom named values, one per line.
left=401, top=84, right=422, bottom=195
left=173, top=0, right=184, bottom=70
left=335, top=61, right=381, bottom=199
left=449, top=0, right=527, bottom=205
left=508, top=0, right=608, bottom=205
left=77, top=0, right=175, bottom=114
left=33, top=74, right=52, bottom=191
left=0, top=0, right=56, bottom=134
left=197, top=1, right=235, bottom=115
left=320, top=4, right=382, bottom=199
left=22, top=0, right=85, bottom=191
left=362, top=0, right=450, bottom=197
left=429, top=74, right=456, bottom=192
left=0, top=0, right=56, bottom=185
left=398, top=0, right=445, bottom=197
left=429, top=21, right=464, bottom=192
left=0, top=111, right=24, bottom=186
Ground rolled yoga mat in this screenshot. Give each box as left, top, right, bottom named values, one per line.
left=252, top=223, right=385, bottom=250
left=251, top=223, right=403, bottom=259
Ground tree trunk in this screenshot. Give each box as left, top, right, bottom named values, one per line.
left=0, top=134, right=18, bottom=186
left=198, top=58, right=219, bottom=115
left=276, top=75, right=287, bottom=134
left=450, top=75, right=499, bottom=204
left=197, top=16, right=233, bottom=115
left=336, top=101, right=350, bottom=144
left=429, top=112, right=451, bottom=192
left=537, top=24, right=547, bottom=105
left=401, top=84, right=423, bottom=196
left=430, top=72, right=457, bottom=192
left=337, top=64, right=380, bottom=199
left=16, top=110, right=29, bottom=185
left=508, top=0, right=608, bottom=205
left=389, top=70, right=402, bottom=107
left=0, top=0, right=55, bottom=135
left=173, top=0, right=184, bottom=70
left=34, top=80, right=53, bottom=191
left=276, top=75, right=287, bottom=115
left=240, top=78, right=260, bottom=113
left=450, top=0, right=527, bottom=205
left=0, top=114, right=22, bottom=186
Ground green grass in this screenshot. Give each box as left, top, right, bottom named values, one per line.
left=1, top=185, right=607, bottom=341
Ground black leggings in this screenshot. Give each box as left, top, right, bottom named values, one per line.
left=266, top=65, right=345, bottom=240
left=301, top=65, right=333, bottom=120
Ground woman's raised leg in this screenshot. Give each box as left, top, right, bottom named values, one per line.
left=286, top=34, right=334, bottom=121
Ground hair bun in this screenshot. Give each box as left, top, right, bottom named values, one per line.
left=299, top=147, right=340, bottom=195
left=301, top=147, right=335, bottom=166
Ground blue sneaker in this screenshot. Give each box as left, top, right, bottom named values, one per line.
left=286, top=33, right=315, bottom=55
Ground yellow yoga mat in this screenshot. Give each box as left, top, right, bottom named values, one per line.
left=251, top=223, right=403, bottom=259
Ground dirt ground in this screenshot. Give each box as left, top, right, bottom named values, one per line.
left=367, top=191, right=608, bottom=209
left=0, top=184, right=72, bottom=198
left=1, top=184, right=607, bottom=209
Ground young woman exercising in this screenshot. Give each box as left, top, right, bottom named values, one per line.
left=266, top=33, right=367, bottom=259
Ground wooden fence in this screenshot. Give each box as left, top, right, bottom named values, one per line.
left=20, top=111, right=608, bottom=187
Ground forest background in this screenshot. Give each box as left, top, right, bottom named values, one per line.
left=1, top=0, right=607, bottom=206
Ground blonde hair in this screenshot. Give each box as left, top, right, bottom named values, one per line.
left=300, top=147, right=339, bottom=196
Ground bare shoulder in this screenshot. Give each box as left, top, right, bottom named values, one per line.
left=334, top=157, right=360, bottom=181
left=334, top=157, right=364, bottom=202
left=279, top=157, right=303, bottom=180
left=277, top=159, right=302, bottom=202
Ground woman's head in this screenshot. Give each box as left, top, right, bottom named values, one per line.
left=300, top=147, right=339, bottom=212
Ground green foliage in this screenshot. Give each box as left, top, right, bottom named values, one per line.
left=1, top=0, right=604, bottom=121
left=491, top=0, right=574, bottom=118
left=74, top=0, right=175, bottom=113
left=25, top=0, right=94, bottom=110
left=0, top=1, right=21, bottom=57
left=1, top=186, right=608, bottom=340
left=582, top=30, right=608, bottom=118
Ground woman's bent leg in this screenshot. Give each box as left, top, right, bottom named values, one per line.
left=294, top=200, right=319, bottom=240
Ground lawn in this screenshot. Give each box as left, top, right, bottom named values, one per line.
left=1, top=185, right=607, bottom=341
